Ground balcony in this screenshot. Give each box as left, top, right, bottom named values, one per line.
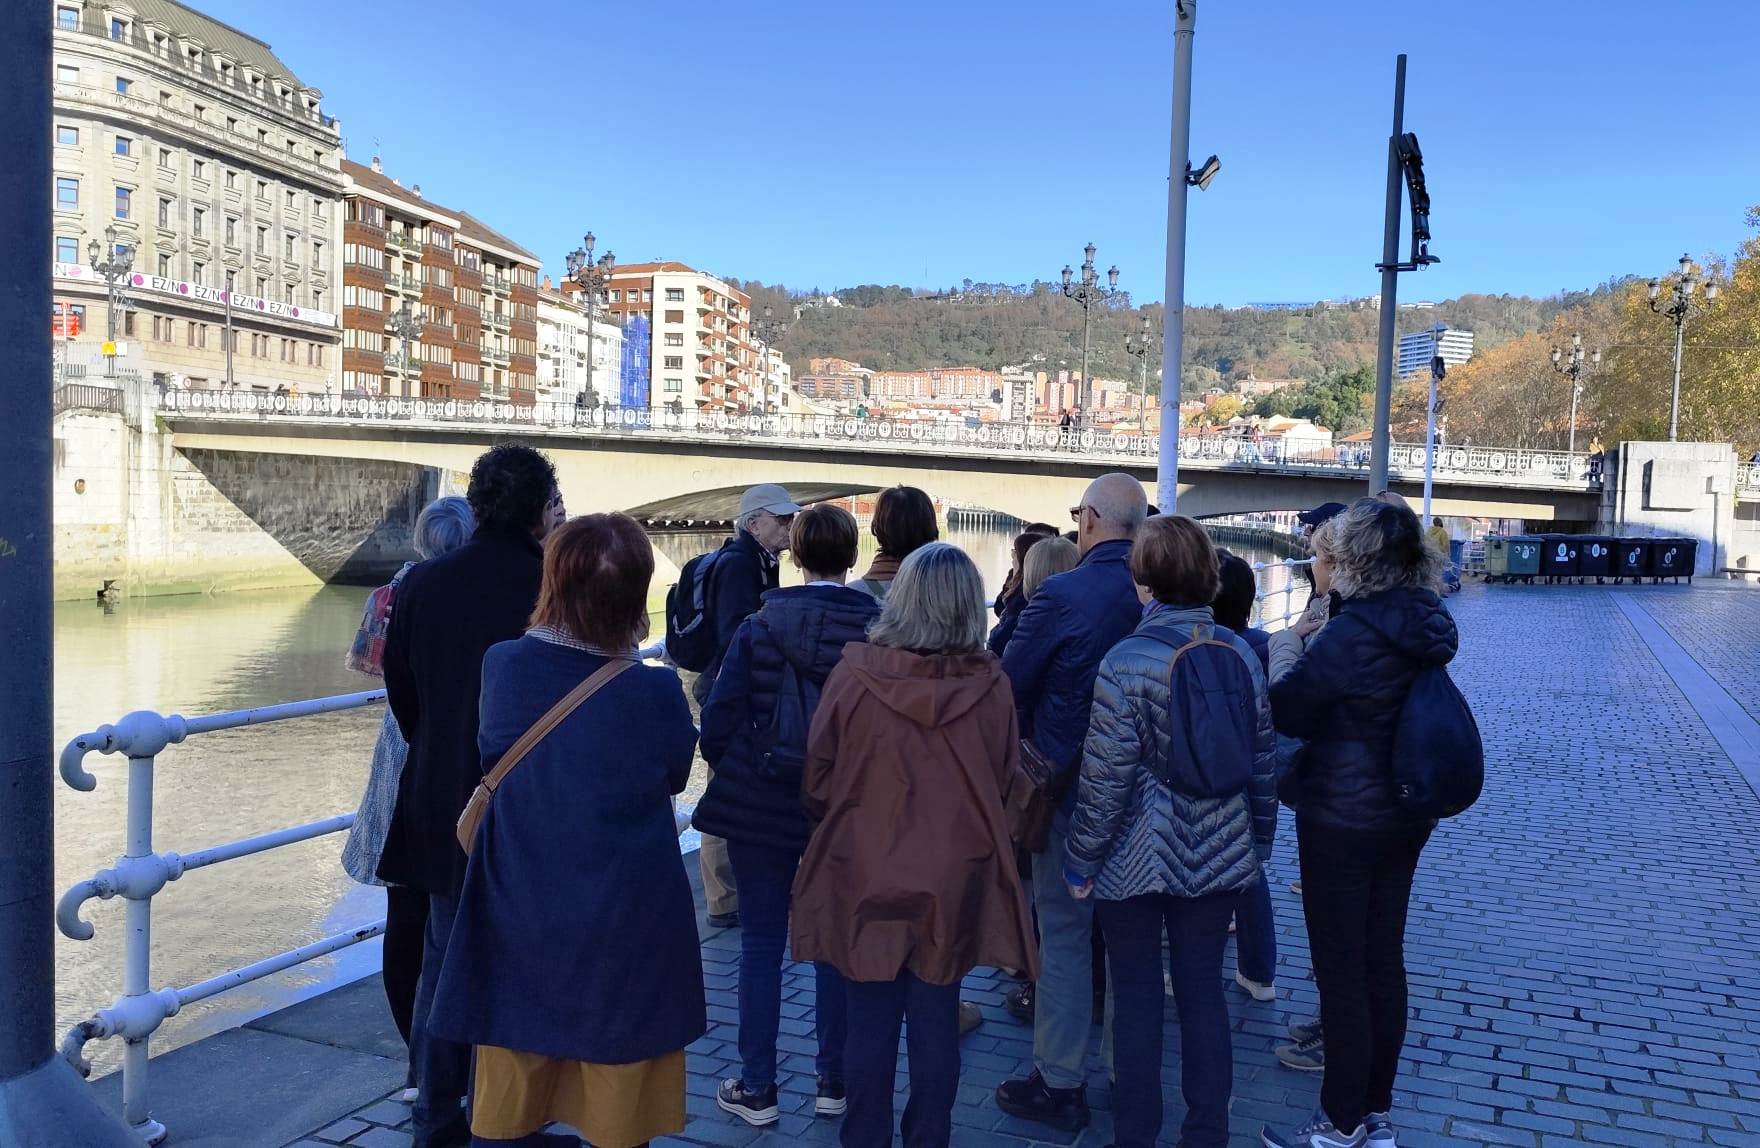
left=385, top=231, right=423, bottom=258
left=384, top=274, right=410, bottom=294
left=483, top=348, right=510, bottom=368
left=484, top=311, right=510, bottom=332
left=481, top=276, right=507, bottom=297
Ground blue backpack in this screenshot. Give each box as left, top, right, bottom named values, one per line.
left=1143, top=624, right=1258, bottom=798
left=1391, top=666, right=1484, bottom=818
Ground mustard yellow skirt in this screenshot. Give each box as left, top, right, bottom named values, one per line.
left=471, top=1045, right=686, bottom=1147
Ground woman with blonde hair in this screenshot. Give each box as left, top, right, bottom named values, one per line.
left=1262, top=498, right=1455, bottom=1148
left=1021, top=535, right=1080, bottom=600
left=792, top=543, right=1038, bottom=1148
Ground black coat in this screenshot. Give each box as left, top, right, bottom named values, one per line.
left=691, top=529, right=780, bottom=703
left=378, top=527, right=544, bottom=896
left=1269, top=587, right=1458, bottom=833
left=694, top=584, right=880, bottom=852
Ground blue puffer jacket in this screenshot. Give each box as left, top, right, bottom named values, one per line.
left=1270, top=587, right=1458, bottom=832
left=1064, top=606, right=1278, bottom=901
left=694, top=584, right=881, bottom=852
left=1001, top=539, right=1141, bottom=810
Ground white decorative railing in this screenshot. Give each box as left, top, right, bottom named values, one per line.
left=153, top=390, right=1601, bottom=490
left=1738, top=463, right=1760, bottom=497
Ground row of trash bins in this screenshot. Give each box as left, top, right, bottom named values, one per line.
left=1481, top=535, right=1698, bottom=584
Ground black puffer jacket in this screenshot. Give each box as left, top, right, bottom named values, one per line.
left=1269, top=587, right=1457, bottom=832
left=694, top=584, right=880, bottom=852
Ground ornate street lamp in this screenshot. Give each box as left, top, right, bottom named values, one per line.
left=1549, top=332, right=1600, bottom=456
left=1122, top=311, right=1155, bottom=432
left=752, top=303, right=788, bottom=417
left=1058, top=242, right=1120, bottom=421
left=1648, top=253, right=1720, bottom=442
left=387, top=299, right=422, bottom=398
left=565, top=232, right=616, bottom=413
left=86, top=224, right=134, bottom=377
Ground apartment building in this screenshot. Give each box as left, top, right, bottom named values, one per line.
left=1397, top=326, right=1475, bottom=378
left=339, top=158, right=540, bottom=401
left=536, top=281, right=623, bottom=410
left=593, top=262, right=753, bottom=411
left=50, top=0, right=343, bottom=390
left=750, top=337, right=793, bottom=413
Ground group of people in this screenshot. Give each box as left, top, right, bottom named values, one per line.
left=339, top=444, right=1459, bottom=1148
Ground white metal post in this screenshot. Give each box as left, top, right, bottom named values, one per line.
left=1422, top=359, right=1440, bottom=522
left=1669, top=318, right=1684, bottom=442
left=122, top=754, right=163, bottom=1144
left=1158, top=0, right=1197, bottom=513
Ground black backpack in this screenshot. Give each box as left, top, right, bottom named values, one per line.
left=1391, top=665, right=1484, bottom=818
left=664, top=544, right=728, bottom=672
left=1143, top=624, right=1258, bottom=798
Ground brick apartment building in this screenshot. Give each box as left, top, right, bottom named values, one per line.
left=338, top=158, right=539, bottom=401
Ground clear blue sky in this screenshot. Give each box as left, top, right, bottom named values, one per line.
left=201, top=0, right=1759, bottom=306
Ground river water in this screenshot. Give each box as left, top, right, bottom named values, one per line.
left=51, top=524, right=1302, bottom=1072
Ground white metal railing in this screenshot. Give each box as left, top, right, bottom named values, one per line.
left=151, top=390, right=1602, bottom=491
left=57, top=690, right=390, bottom=1146
left=1739, top=463, right=1760, bottom=497
left=1248, top=555, right=1315, bottom=633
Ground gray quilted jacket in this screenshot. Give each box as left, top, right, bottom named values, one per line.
left=1065, top=605, right=1278, bottom=902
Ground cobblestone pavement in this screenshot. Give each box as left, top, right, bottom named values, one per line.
left=265, top=581, right=1760, bottom=1148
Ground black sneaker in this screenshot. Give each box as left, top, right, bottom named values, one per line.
left=1276, top=1032, right=1326, bottom=1072
left=995, top=1069, right=1090, bottom=1131
left=1288, top=1018, right=1322, bottom=1044
left=716, top=1079, right=778, bottom=1126
left=1004, top=981, right=1035, bottom=1022
left=707, top=911, right=740, bottom=930
left=815, top=1077, right=847, bottom=1117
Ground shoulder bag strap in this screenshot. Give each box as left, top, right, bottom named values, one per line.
left=480, top=657, right=635, bottom=797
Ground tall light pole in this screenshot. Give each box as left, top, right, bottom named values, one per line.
left=1550, top=332, right=1600, bottom=455
left=1123, top=311, right=1154, bottom=432
left=86, top=224, right=133, bottom=378
left=387, top=300, right=421, bottom=399
left=1648, top=253, right=1719, bottom=442
left=1059, top=242, right=1119, bottom=423
left=565, top=232, right=615, bottom=413
left=1420, top=322, right=1446, bottom=523
left=753, top=303, right=787, bottom=416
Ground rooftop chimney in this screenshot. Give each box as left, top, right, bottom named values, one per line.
left=412, top=184, right=422, bottom=198
left=370, top=154, right=382, bottom=173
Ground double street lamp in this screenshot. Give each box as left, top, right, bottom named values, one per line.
left=1648, top=253, right=1720, bottom=442
left=387, top=300, right=422, bottom=398
left=86, top=224, right=134, bottom=377
left=1122, top=312, right=1155, bottom=431
left=1059, top=242, right=1119, bottom=419
left=752, top=303, right=788, bottom=417
left=1549, top=332, right=1600, bottom=455
left=565, top=232, right=616, bottom=413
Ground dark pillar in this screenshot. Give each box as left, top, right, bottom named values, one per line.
left=0, top=7, right=137, bottom=1143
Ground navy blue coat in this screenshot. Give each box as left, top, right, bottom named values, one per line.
left=1001, top=539, right=1142, bottom=809
left=1270, top=587, right=1458, bottom=833
left=429, top=636, right=705, bottom=1064
left=988, top=589, right=1028, bottom=657
left=694, top=584, right=880, bottom=853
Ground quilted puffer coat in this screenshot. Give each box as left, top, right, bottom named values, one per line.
left=1065, top=605, right=1278, bottom=902
left=1269, top=586, right=1458, bottom=832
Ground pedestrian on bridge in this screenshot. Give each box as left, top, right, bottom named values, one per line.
left=378, top=443, right=562, bottom=1148
left=792, top=543, right=1037, bottom=1148
left=694, top=503, right=879, bottom=1127
left=431, top=513, right=703, bottom=1148
left=341, top=494, right=475, bottom=1093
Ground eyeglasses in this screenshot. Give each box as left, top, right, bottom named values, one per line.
left=1068, top=505, right=1090, bottom=523
left=768, top=511, right=795, bottom=526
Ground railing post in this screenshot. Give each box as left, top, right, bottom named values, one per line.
left=120, top=753, right=164, bottom=1145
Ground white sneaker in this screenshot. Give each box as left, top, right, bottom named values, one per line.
left=1365, top=1111, right=1396, bottom=1145
left=398, top=1086, right=419, bottom=1104
left=1236, top=970, right=1276, bottom=1002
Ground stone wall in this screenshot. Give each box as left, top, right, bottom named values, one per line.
left=52, top=401, right=440, bottom=600
left=1600, top=441, right=1737, bottom=576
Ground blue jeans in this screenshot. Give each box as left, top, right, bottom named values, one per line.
left=843, top=972, right=960, bottom=1148
left=725, top=839, right=847, bottom=1088
left=1234, top=864, right=1278, bottom=985
left=1097, top=891, right=1238, bottom=1148
left=411, top=892, right=471, bottom=1148
left=1030, top=815, right=1097, bottom=1089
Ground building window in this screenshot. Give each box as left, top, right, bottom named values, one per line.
left=663, top=355, right=684, bottom=369
left=664, top=378, right=683, bottom=393
left=192, top=207, right=205, bottom=237
left=57, top=6, right=79, bottom=30
left=56, top=64, right=78, bottom=84
left=285, top=189, right=296, bottom=209
left=664, top=309, right=684, bottom=324
left=110, top=17, right=128, bottom=40
left=115, top=77, right=132, bottom=95
left=225, top=170, right=238, bottom=189
left=664, top=332, right=684, bottom=347
left=312, top=288, right=324, bottom=311
left=192, top=261, right=204, bottom=284
left=664, top=288, right=685, bottom=302
left=158, top=147, right=172, bottom=168
left=257, top=128, right=268, bottom=145
left=284, top=235, right=295, bottom=260
left=56, top=237, right=77, bottom=263
left=193, top=103, right=206, bottom=120
left=225, top=216, right=237, bottom=245
left=123, top=312, right=136, bottom=336
left=191, top=159, right=205, bottom=180
left=157, top=253, right=170, bottom=276
left=255, top=226, right=267, bottom=254
left=312, top=240, right=324, bottom=265
left=225, top=269, right=236, bottom=291
left=643, top=289, right=653, bottom=302
left=114, top=186, right=130, bottom=219
left=157, top=197, right=171, bottom=227
left=226, top=116, right=238, bottom=133
left=160, top=90, right=172, bottom=106
left=114, top=135, right=133, bottom=156
left=256, top=179, right=268, bottom=199
left=56, top=125, right=78, bottom=146
left=256, top=276, right=267, bottom=297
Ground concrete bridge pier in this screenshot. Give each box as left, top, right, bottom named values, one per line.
left=1599, top=442, right=1742, bottom=576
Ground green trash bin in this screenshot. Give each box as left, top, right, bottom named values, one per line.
left=1505, top=536, right=1543, bottom=583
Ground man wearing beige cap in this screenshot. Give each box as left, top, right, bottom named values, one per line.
left=693, top=483, right=802, bottom=927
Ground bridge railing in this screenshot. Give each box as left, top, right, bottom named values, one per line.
left=1739, top=463, right=1760, bottom=497
left=152, top=389, right=1600, bottom=489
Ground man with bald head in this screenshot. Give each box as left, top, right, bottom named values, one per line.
left=996, top=472, right=1148, bottom=1132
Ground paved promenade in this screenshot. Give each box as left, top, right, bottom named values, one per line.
left=100, top=581, right=1760, bottom=1147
